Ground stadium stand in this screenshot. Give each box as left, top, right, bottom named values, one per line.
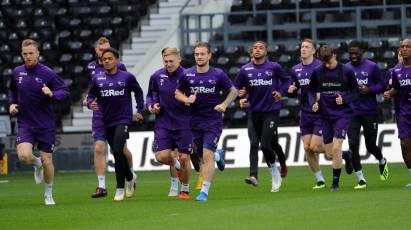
left=0, top=0, right=157, bottom=131
left=179, top=0, right=409, bottom=126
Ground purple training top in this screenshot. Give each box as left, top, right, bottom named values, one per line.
left=308, top=63, right=360, bottom=118
left=87, top=69, right=144, bottom=128
left=87, top=60, right=127, bottom=121
left=391, top=65, right=411, bottom=116
left=346, top=58, right=384, bottom=115
left=176, top=66, right=233, bottom=121
left=8, top=63, right=70, bottom=130
left=234, top=60, right=291, bottom=112
left=146, top=66, right=190, bottom=130
left=290, top=58, right=322, bottom=114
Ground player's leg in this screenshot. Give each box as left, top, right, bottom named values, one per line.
left=304, top=134, right=323, bottom=188
left=245, top=118, right=259, bottom=186
left=37, top=131, right=56, bottom=205
left=310, top=134, right=326, bottom=189
left=16, top=129, right=43, bottom=183
left=92, top=139, right=108, bottom=198
left=347, top=116, right=367, bottom=189
left=259, top=112, right=281, bottom=192
left=400, top=138, right=411, bottom=187
left=123, top=144, right=135, bottom=175
left=330, top=117, right=351, bottom=191
left=168, top=151, right=179, bottom=196
left=362, top=115, right=388, bottom=181
left=175, top=129, right=192, bottom=199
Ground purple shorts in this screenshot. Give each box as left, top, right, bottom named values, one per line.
left=396, top=115, right=411, bottom=140
left=321, top=116, right=351, bottom=144
left=16, top=128, right=56, bottom=153
left=92, top=114, right=106, bottom=141
left=300, top=112, right=323, bottom=136
left=191, top=120, right=223, bottom=155
left=153, top=127, right=193, bottom=154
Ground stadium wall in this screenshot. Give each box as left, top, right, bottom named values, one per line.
left=108, top=124, right=402, bottom=172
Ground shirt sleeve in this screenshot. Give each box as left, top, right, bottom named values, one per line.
left=176, top=74, right=189, bottom=93
left=118, top=63, right=127, bottom=71
left=86, top=78, right=98, bottom=108
left=307, top=68, right=319, bottom=105
left=233, top=68, right=246, bottom=91
left=274, top=63, right=291, bottom=95
left=391, top=71, right=399, bottom=90
left=128, top=74, right=145, bottom=113
left=218, top=71, right=234, bottom=91
left=146, top=75, right=159, bottom=107
left=367, top=64, right=384, bottom=94
left=288, top=68, right=300, bottom=98
left=49, top=71, right=70, bottom=101
left=8, top=70, right=18, bottom=105
left=341, top=67, right=360, bottom=104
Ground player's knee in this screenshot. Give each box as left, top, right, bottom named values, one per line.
left=41, top=154, right=53, bottom=166
left=94, top=144, right=105, bottom=156
left=303, top=142, right=311, bottom=153
left=310, top=143, right=322, bottom=153
left=17, top=152, right=31, bottom=163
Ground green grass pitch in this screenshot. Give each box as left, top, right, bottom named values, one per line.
left=0, top=163, right=410, bottom=230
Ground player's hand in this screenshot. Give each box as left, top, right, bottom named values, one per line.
left=9, top=104, right=19, bottom=115
left=149, top=103, right=161, bottom=114
left=214, top=103, right=227, bottom=113
left=238, top=87, right=247, bottom=97
left=90, top=98, right=98, bottom=111
left=359, top=84, right=369, bottom=94
left=42, top=84, right=53, bottom=98
left=272, top=91, right=281, bottom=102
left=383, top=90, right=391, bottom=102
left=288, top=82, right=297, bottom=94
left=239, top=98, right=249, bottom=108
left=135, top=112, right=144, bottom=124
left=186, top=93, right=196, bottom=105
left=82, top=98, right=87, bottom=106
left=312, top=102, right=319, bottom=112
left=336, top=94, right=343, bottom=105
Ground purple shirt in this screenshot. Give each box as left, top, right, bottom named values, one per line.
left=87, top=70, right=144, bottom=128
left=309, top=64, right=359, bottom=118
left=391, top=65, right=411, bottom=116
left=385, top=63, right=403, bottom=90
left=176, top=66, right=233, bottom=121
left=290, top=58, right=322, bottom=115
left=8, top=63, right=70, bottom=130
left=234, top=60, right=291, bottom=113
left=346, top=59, right=384, bottom=115
left=87, top=60, right=127, bottom=121
left=146, top=66, right=190, bottom=130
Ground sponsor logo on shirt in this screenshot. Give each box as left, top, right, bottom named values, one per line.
left=398, top=78, right=411, bottom=86
left=190, top=86, right=216, bottom=94
left=117, top=81, right=125, bottom=86
left=357, top=78, right=368, bottom=85
left=247, top=73, right=253, bottom=78
left=245, top=67, right=254, bottom=71
left=249, top=78, right=272, bottom=86
left=295, top=68, right=302, bottom=72
left=160, top=74, right=168, bottom=78
left=100, top=89, right=125, bottom=97
left=186, top=73, right=195, bottom=77
left=265, top=71, right=273, bottom=76
left=208, top=80, right=216, bottom=84
left=97, top=77, right=106, bottom=80
left=19, top=72, right=27, bottom=76
left=298, top=78, right=310, bottom=86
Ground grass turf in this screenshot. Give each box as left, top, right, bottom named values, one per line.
left=0, top=163, right=410, bottom=230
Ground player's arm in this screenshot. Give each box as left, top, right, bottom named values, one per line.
left=146, top=75, right=160, bottom=113
left=367, top=65, right=384, bottom=94
left=175, top=75, right=195, bottom=105
left=8, top=72, right=19, bottom=115
left=233, top=68, right=247, bottom=98
left=86, top=78, right=99, bottom=110
left=215, top=72, right=238, bottom=112
left=341, top=68, right=360, bottom=104
left=47, top=72, right=70, bottom=100
left=128, top=75, right=145, bottom=117
left=308, top=68, right=320, bottom=111
left=287, top=70, right=300, bottom=97
left=275, top=63, right=292, bottom=97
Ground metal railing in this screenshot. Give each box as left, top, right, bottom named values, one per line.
left=179, top=4, right=410, bottom=54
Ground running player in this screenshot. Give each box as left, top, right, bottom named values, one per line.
left=8, top=39, right=70, bottom=205
left=309, top=45, right=360, bottom=191
left=87, top=48, right=144, bottom=201
left=384, top=38, right=411, bottom=187
left=84, top=37, right=135, bottom=198
left=146, top=47, right=192, bottom=199
left=234, top=41, right=291, bottom=192
left=175, top=42, right=237, bottom=201
left=344, top=40, right=389, bottom=189
left=288, top=38, right=326, bottom=189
